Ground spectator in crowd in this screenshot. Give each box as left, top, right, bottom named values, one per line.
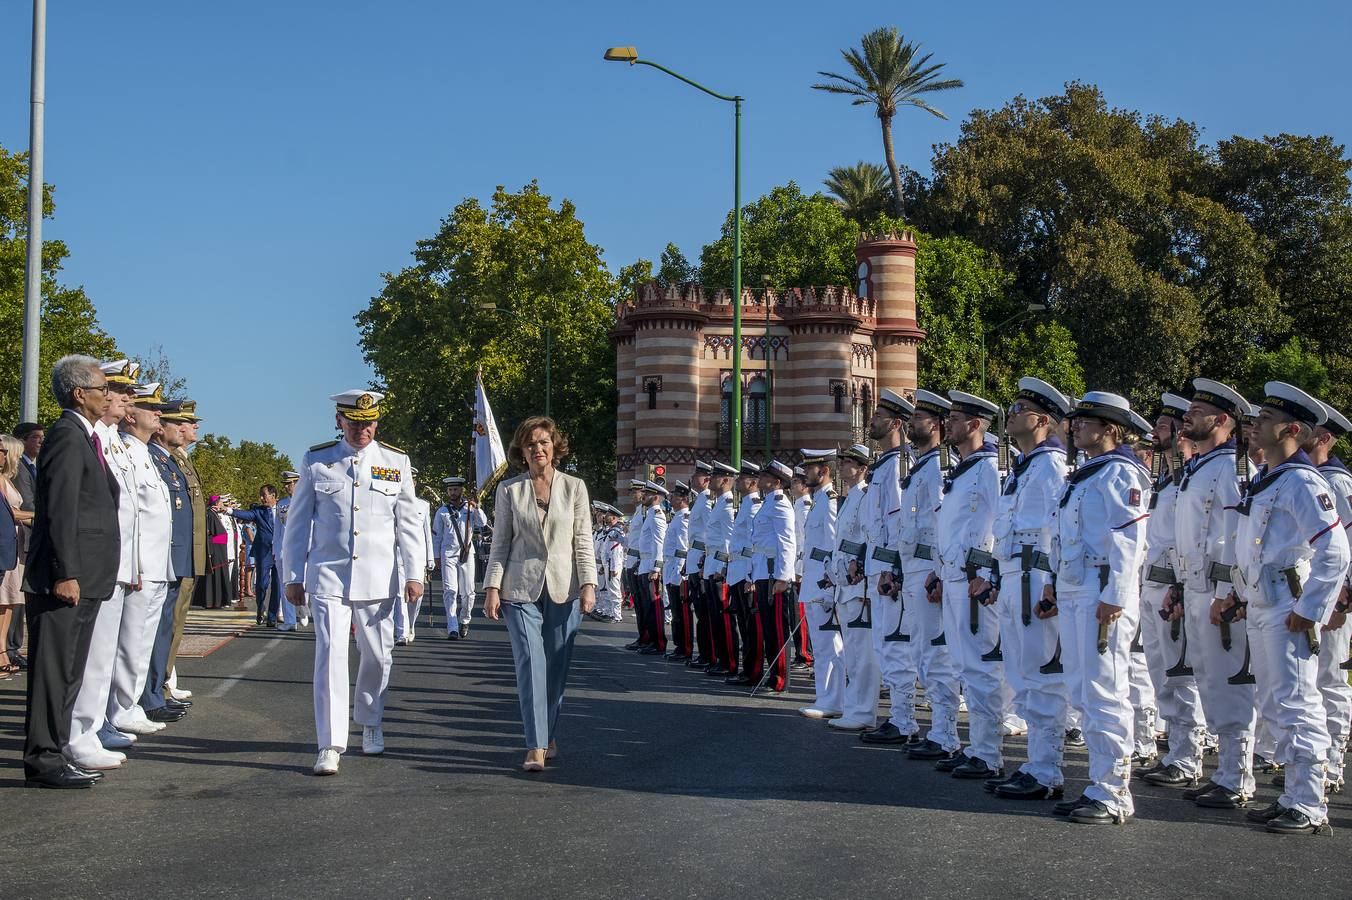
left=9, top=422, right=41, bottom=670
left=1, top=434, right=32, bottom=679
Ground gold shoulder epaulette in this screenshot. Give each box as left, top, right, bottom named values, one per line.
left=378, top=440, right=405, bottom=454
left=309, top=439, right=339, bottom=452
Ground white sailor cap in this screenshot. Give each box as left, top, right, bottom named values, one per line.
left=443, top=476, right=466, bottom=487
left=281, top=470, right=300, bottom=483
left=1190, top=378, right=1249, bottom=419
left=1159, top=392, right=1190, bottom=420
left=876, top=388, right=915, bottom=418
left=1243, top=401, right=1260, bottom=422
left=792, top=465, right=805, bottom=478
left=800, top=448, right=838, bottom=464
left=1318, top=401, right=1352, bottom=437
left=1015, top=377, right=1072, bottom=420
left=643, top=480, right=669, bottom=497
left=629, top=478, right=648, bottom=490
left=591, top=500, right=607, bottom=511
left=913, top=390, right=952, bottom=417
left=739, top=459, right=761, bottom=476
left=602, top=503, right=623, bottom=516
left=671, top=480, right=692, bottom=496
left=1128, top=410, right=1153, bottom=438
left=1262, top=382, right=1327, bottom=427
left=711, top=460, right=739, bottom=476
left=764, top=460, right=794, bottom=484
left=948, top=390, right=1000, bottom=419
left=100, top=359, right=140, bottom=386
left=840, top=443, right=873, bottom=465
left=1066, top=391, right=1135, bottom=428
left=694, top=460, right=714, bottom=474
left=331, top=389, right=384, bottom=422
left=131, top=382, right=173, bottom=411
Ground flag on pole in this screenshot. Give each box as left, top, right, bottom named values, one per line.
left=474, top=369, right=507, bottom=494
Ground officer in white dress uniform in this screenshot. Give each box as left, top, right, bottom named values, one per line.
left=860, top=389, right=919, bottom=745
left=934, top=390, right=1005, bottom=780
left=900, top=391, right=964, bottom=761
left=684, top=462, right=714, bottom=666
left=282, top=389, right=424, bottom=776
left=594, top=505, right=626, bottom=622
left=394, top=469, right=435, bottom=644
left=826, top=444, right=880, bottom=732
left=661, top=483, right=692, bottom=659
left=1303, top=401, right=1352, bottom=794
left=65, top=362, right=142, bottom=768
left=432, top=476, right=487, bottom=640
left=750, top=461, right=797, bottom=693
left=725, top=462, right=762, bottom=683
left=1174, top=378, right=1257, bottom=809
left=796, top=449, right=841, bottom=718
left=1047, top=391, right=1152, bottom=825
left=1232, top=383, right=1351, bottom=834
left=983, top=378, right=1073, bottom=801
left=701, top=462, right=739, bottom=675
left=621, top=479, right=648, bottom=649
left=274, top=472, right=306, bottom=631
left=1137, top=395, right=1210, bottom=788
left=790, top=468, right=813, bottom=669
left=636, top=482, right=669, bottom=654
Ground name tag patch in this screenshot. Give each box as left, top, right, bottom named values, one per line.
left=1318, top=493, right=1334, bottom=511
left=371, top=466, right=401, bottom=483
left=1128, top=488, right=1142, bottom=507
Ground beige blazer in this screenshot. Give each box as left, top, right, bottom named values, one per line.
left=484, top=470, right=597, bottom=604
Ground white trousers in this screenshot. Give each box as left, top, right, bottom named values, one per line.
left=441, top=556, right=476, bottom=628
left=1183, top=587, right=1256, bottom=794
left=1316, top=617, right=1352, bottom=785
left=66, top=585, right=126, bottom=759
left=314, top=595, right=395, bottom=752
left=998, top=569, right=1068, bottom=787
left=1248, top=601, right=1331, bottom=823
left=836, top=596, right=880, bottom=726
left=394, top=589, right=425, bottom=640
left=870, top=575, right=919, bottom=734
left=1061, top=587, right=1138, bottom=816
left=1140, top=582, right=1206, bottom=775
left=804, top=600, right=844, bottom=713
left=598, top=573, right=623, bottom=618
left=1127, top=626, right=1159, bottom=758
left=942, top=576, right=1007, bottom=767
left=108, top=582, right=169, bottom=729
left=908, top=578, right=961, bottom=751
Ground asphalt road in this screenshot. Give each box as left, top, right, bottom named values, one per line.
left=3, top=602, right=1349, bottom=900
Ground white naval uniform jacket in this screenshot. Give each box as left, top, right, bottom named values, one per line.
left=401, top=496, right=434, bottom=583
left=793, top=493, right=812, bottom=580
left=274, top=496, right=291, bottom=578
left=99, top=422, right=140, bottom=585
left=798, top=485, right=837, bottom=604
left=1318, top=460, right=1352, bottom=580
left=1142, top=469, right=1182, bottom=585
left=993, top=441, right=1068, bottom=581
left=1050, top=448, right=1152, bottom=608
left=935, top=444, right=1001, bottom=583
left=599, top=525, right=625, bottom=602
left=121, top=433, right=173, bottom=583
left=1174, top=442, right=1241, bottom=601
left=726, top=492, right=761, bottom=586
left=1233, top=452, right=1350, bottom=623
left=751, top=488, right=797, bottom=583
left=893, top=448, right=945, bottom=577
left=662, top=508, right=690, bottom=587
left=434, top=503, right=487, bottom=572
left=831, top=483, right=868, bottom=601
left=685, top=489, right=711, bottom=578
left=638, top=505, right=667, bottom=576
left=862, top=448, right=904, bottom=579
left=623, top=505, right=646, bottom=572
left=282, top=438, right=423, bottom=602
left=701, top=491, right=736, bottom=579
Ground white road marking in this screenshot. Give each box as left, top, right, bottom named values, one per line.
left=208, top=637, right=285, bottom=698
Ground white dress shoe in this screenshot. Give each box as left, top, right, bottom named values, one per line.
left=1000, top=716, right=1029, bottom=737
left=362, top=725, right=385, bottom=755
left=99, top=727, right=137, bottom=749
left=826, top=717, right=873, bottom=732
left=798, top=707, right=843, bottom=720
left=117, top=718, right=166, bottom=736
left=168, top=687, right=193, bottom=701
left=70, top=748, right=124, bottom=770
left=313, top=748, right=340, bottom=776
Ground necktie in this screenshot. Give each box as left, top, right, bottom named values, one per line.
left=91, top=431, right=108, bottom=473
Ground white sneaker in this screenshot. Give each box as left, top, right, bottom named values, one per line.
left=299, top=616, right=310, bottom=628
left=168, top=687, right=193, bottom=701
left=70, top=748, right=124, bottom=770
left=798, top=707, right=843, bottom=720
left=99, top=727, right=137, bottom=749
left=362, top=725, right=385, bottom=755
left=313, top=748, right=340, bottom=776
left=118, top=718, right=166, bottom=736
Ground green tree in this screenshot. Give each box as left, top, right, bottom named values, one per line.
left=131, top=343, right=188, bottom=398
left=356, top=182, right=619, bottom=492
left=656, top=243, right=696, bottom=285
left=823, top=161, right=893, bottom=225
left=1234, top=336, right=1331, bottom=403
left=0, top=145, right=118, bottom=426
left=812, top=27, right=963, bottom=219
left=190, top=434, right=295, bottom=506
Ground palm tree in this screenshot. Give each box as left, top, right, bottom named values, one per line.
left=824, top=161, right=893, bottom=225
left=812, top=27, right=963, bottom=220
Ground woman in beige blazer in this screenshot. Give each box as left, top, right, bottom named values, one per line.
left=484, top=416, right=597, bottom=771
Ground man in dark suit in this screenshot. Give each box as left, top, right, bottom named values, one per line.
left=9, top=422, right=41, bottom=668
left=227, top=485, right=279, bottom=625
left=22, top=355, right=120, bottom=789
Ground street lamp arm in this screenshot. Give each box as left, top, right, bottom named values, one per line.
left=633, top=59, right=740, bottom=104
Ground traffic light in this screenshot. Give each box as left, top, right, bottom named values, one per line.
left=645, top=464, right=667, bottom=486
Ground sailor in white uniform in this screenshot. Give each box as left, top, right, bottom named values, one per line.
left=826, top=445, right=879, bottom=732
left=283, top=389, right=424, bottom=776
left=274, top=471, right=306, bottom=631
left=750, top=461, right=798, bottom=693
left=594, top=505, right=626, bottom=622
left=724, top=462, right=762, bottom=683
left=394, top=468, right=435, bottom=644
left=662, top=482, right=693, bottom=660
left=701, top=462, right=739, bottom=675
left=684, top=462, right=714, bottom=665
left=432, top=476, right=487, bottom=640
left=621, top=479, right=648, bottom=650
left=796, top=449, right=841, bottom=719
left=636, top=481, right=669, bottom=654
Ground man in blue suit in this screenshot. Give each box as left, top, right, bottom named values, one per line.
left=228, top=485, right=279, bottom=626
left=142, top=426, right=196, bottom=723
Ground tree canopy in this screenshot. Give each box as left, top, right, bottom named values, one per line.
left=189, top=434, right=295, bottom=506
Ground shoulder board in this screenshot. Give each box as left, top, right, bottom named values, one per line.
left=377, top=440, right=405, bottom=454
left=309, top=439, right=339, bottom=452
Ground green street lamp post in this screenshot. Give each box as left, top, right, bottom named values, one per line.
left=480, top=302, right=552, bottom=418
left=979, top=303, right=1047, bottom=396
left=604, top=46, right=744, bottom=466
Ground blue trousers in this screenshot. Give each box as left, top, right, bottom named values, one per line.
left=503, top=593, right=580, bottom=750
left=141, top=578, right=183, bottom=712
left=254, top=550, right=278, bottom=621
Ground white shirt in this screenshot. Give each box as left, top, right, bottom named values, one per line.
left=701, top=491, right=736, bottom=579
left=122, top=433, right=173, bottom=583
left=993, top=441, right=1068, bottom=578
left=684, top=488, right=711, bottom=576
left=792, top=493, right=812, bottom=579
left=434, top=502, right=487, bottom=567
left=862, top=448, right=904, bottom=578
left=751, top=488, right=796, bottom=583
left=662, top=507, right=690, bottom=586
left=726, top=492, right=761, bottom=586
left=935, top=444, right=1001, bottom=582
left=798, top=484, right=837, bottom=603
left=1051, top=448, right=1152, bottom=607
left=1174, top=442, right=1241, bottom=599
left=831, top=482, right=869, bottom=601
left=893, top=448, right=945, bottom=576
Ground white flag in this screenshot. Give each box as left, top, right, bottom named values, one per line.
left=474, top=370, right=507, bottom=491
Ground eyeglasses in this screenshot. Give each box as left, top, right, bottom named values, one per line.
left=81, top=384, right=110, bottom=394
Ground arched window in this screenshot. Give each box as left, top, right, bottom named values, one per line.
left=720, top=377, right=733, bottom=433
left=833, top=382, right=846, bottom=414
left=853, top=382, right=873, bottom=441
left=747, top=375, right=768, bottom=439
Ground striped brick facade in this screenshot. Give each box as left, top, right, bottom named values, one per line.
left=611, top=232, right=925, bottom=495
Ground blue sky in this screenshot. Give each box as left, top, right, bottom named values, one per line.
left=3, top=1, right=1349, bottom=465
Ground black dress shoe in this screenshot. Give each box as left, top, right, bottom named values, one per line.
left=1194, top=784, right=1250, bottom=809
left=724, top=675, right=753, bottom=685
left=1253, top=754, right=1282, bottom=774
left=265, top=619, right=276, bottom=628
left=639, top=646, right=663, bottom=655
left=165, top=697, right=192, bottom=710
left=1265, top=808, right=1331, bottom=835
left=1181, top=779, right=1221, bottom=801
left=146, top=706, right=186, bottom=723
left=984, top=771, right=1019, bottom=793
left=688, top=657, right=708, bottom=668
left=1245, top=801, right=1288, bottom=824
left=446, top=631, right=458, bottom=641
left=623, top=641, right=644, bottom=651
left=705, top=666, right=729, bottom=676
left=1052, top=793, right=1091, bottom=817
left=459, top=623, right=470, bottom=638
left=1130, top=752, right=1157, bottom=770
left=935, top=751, right=969, bottom=773
left=1134, top=760, right=1169, bottom=779
left=25, top=764, right=99, bottom=789
left=952, top=757, right=1002, bottom=780
left=905, top=739, right=951, bottom=760
left=1068, top=799, right=1127, bottom=825
left=861, top=722, right=907, bottom=744
left=1064, top=727, right=1085, bottom=747
left=790, top=660, right=810, bottom=671
left=994, top=771, right=1064, bottom=801
left=68, top=765, right=105, bottom=780
left=1143, top=763, right=1201, bottom=787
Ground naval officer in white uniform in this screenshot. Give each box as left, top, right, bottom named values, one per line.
left=283, top=389, right=424, bottom=776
